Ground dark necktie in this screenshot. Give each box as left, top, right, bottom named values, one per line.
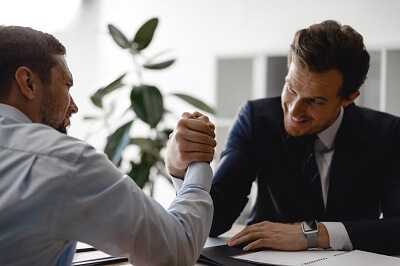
left=303, top=134, right=325, bottom=220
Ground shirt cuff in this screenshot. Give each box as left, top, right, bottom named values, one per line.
left=171, top=176, right=184, bottom=191
left=322, top=222, right=353, bottom=251
left=181, top=162, right=212, bottom=192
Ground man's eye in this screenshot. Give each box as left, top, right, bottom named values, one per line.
left=309, top=98, right=324, bottom=105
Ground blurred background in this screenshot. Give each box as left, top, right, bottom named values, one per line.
left=2, top=0, right=400, bottom=211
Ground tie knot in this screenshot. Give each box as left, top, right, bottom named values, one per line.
left=306, top=134, right=318, bottom=149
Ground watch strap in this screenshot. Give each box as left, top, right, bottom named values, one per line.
left=306, top=231, right=318, bottom=248
left=302, top=220, right=319, bottom=248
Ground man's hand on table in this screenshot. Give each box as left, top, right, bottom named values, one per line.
left=227, top=221, right=330, bottom=251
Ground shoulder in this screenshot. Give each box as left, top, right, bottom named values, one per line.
left=1, top=120, right=90, bottom=165
left=241, top=97, right=283, bottom=130
left=344, top=104, right=400, bottom=143
left=347, top=104, right=400, bottom=131
left=238, top=97, right=283, bottom=119
left=229, top=97, right=283, bottom=141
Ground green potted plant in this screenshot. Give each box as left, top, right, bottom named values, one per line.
left=85, top=18, right=215, bottom=196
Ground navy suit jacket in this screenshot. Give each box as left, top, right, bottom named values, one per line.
left=210, top=97, right=400, bottom=255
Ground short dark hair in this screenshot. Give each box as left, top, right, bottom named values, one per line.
left=0, top=25, right=66, bottom=99
left=288, top=20, right=370, bottom=99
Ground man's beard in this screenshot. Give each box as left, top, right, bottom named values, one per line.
left=39, top=91, right=68, bottom=134
left=55, top=123, right=68, bottom=134
left=40, top=108, right=68, bottom=134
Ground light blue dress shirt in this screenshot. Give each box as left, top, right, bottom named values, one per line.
left=0, top=103, right=213, bottom=266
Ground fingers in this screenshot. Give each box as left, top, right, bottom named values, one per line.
left=182, top=112, right=196, bottom=119
left=177, top=118, right=216, bottom=139
left=228, top=231, right=271, bottom=251
left=176, top=140, right=215, bottom=154
left=181, top=112, right=216, bottom=131
left=175, top=127, right=216, bottom=148
left=182, top=111, right=205, bottom=119
left=243, top=239, right=268, bottom=251
left=228, top=224, right=265, bottom=246
left=227, top=222, right=307, bottom=251
left=228, top=222, right=267, bottom=241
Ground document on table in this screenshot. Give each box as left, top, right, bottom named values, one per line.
left=73, top=242, right=128, bottom=265
left=231, top=249, right=400, bottom=265
left=232, top=250, right=343, bottom=265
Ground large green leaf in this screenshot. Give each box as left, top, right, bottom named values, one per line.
left=172, top=93, right=216, bottom=114
left=130, top=85, right=164, bottom=128
left=143, top=59, right=175, bottom=70
left=108, top=24, right=131, bottom=49
left=127, top=161, right=151, bottom=189
left=130, top=137, right=152, bottom=152
left=132, top=18, right=158, bottom=51
left=91, top=73, right=126, bottom=108
left=104, top=120, right=133, bottom=165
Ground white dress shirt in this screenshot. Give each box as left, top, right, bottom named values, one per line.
left=0, top=103, right=213, bottom=266
left=315, top=107, right=353, bottom=251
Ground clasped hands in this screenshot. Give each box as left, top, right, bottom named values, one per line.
left=165, top=111, right=217, bottom=179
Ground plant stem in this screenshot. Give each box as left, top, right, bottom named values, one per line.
left=132, top=53, right=143, bottom=85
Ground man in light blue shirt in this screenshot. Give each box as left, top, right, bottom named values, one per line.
left=0, top=25, right=216, bottom=265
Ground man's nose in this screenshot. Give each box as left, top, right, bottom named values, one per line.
left=69, top=96, right=78, bottom=114
left=289, top=98, right=305, bottom=117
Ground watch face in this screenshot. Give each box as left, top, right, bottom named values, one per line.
left=302, top=220, right=318, bottom=232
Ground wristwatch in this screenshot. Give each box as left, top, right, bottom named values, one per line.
left=301, top=220, right=319, bottom=248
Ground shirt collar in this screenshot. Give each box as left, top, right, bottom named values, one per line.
left=0, top=103, right=33, bottom=123
left=316, top=107, right=344, bottom=151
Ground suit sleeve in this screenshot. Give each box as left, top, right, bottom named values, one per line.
left=342, top=119, right=400, bottom=255
left=210, top=101, right=258, bottom=237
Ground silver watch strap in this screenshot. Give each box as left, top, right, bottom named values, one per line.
left=306, top=232, right=318, bottom=248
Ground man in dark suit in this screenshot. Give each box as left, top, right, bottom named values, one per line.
left=165, top=20, right=400, bottom=255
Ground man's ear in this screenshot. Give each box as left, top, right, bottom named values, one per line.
left=341, top=90, right=360, bottom=107
left=15, top=66, right=40, bottom=100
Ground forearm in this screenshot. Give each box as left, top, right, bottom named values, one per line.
left=59, top=148, right=214, bottom=265
left=163, top=162, right=214, bottom=265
